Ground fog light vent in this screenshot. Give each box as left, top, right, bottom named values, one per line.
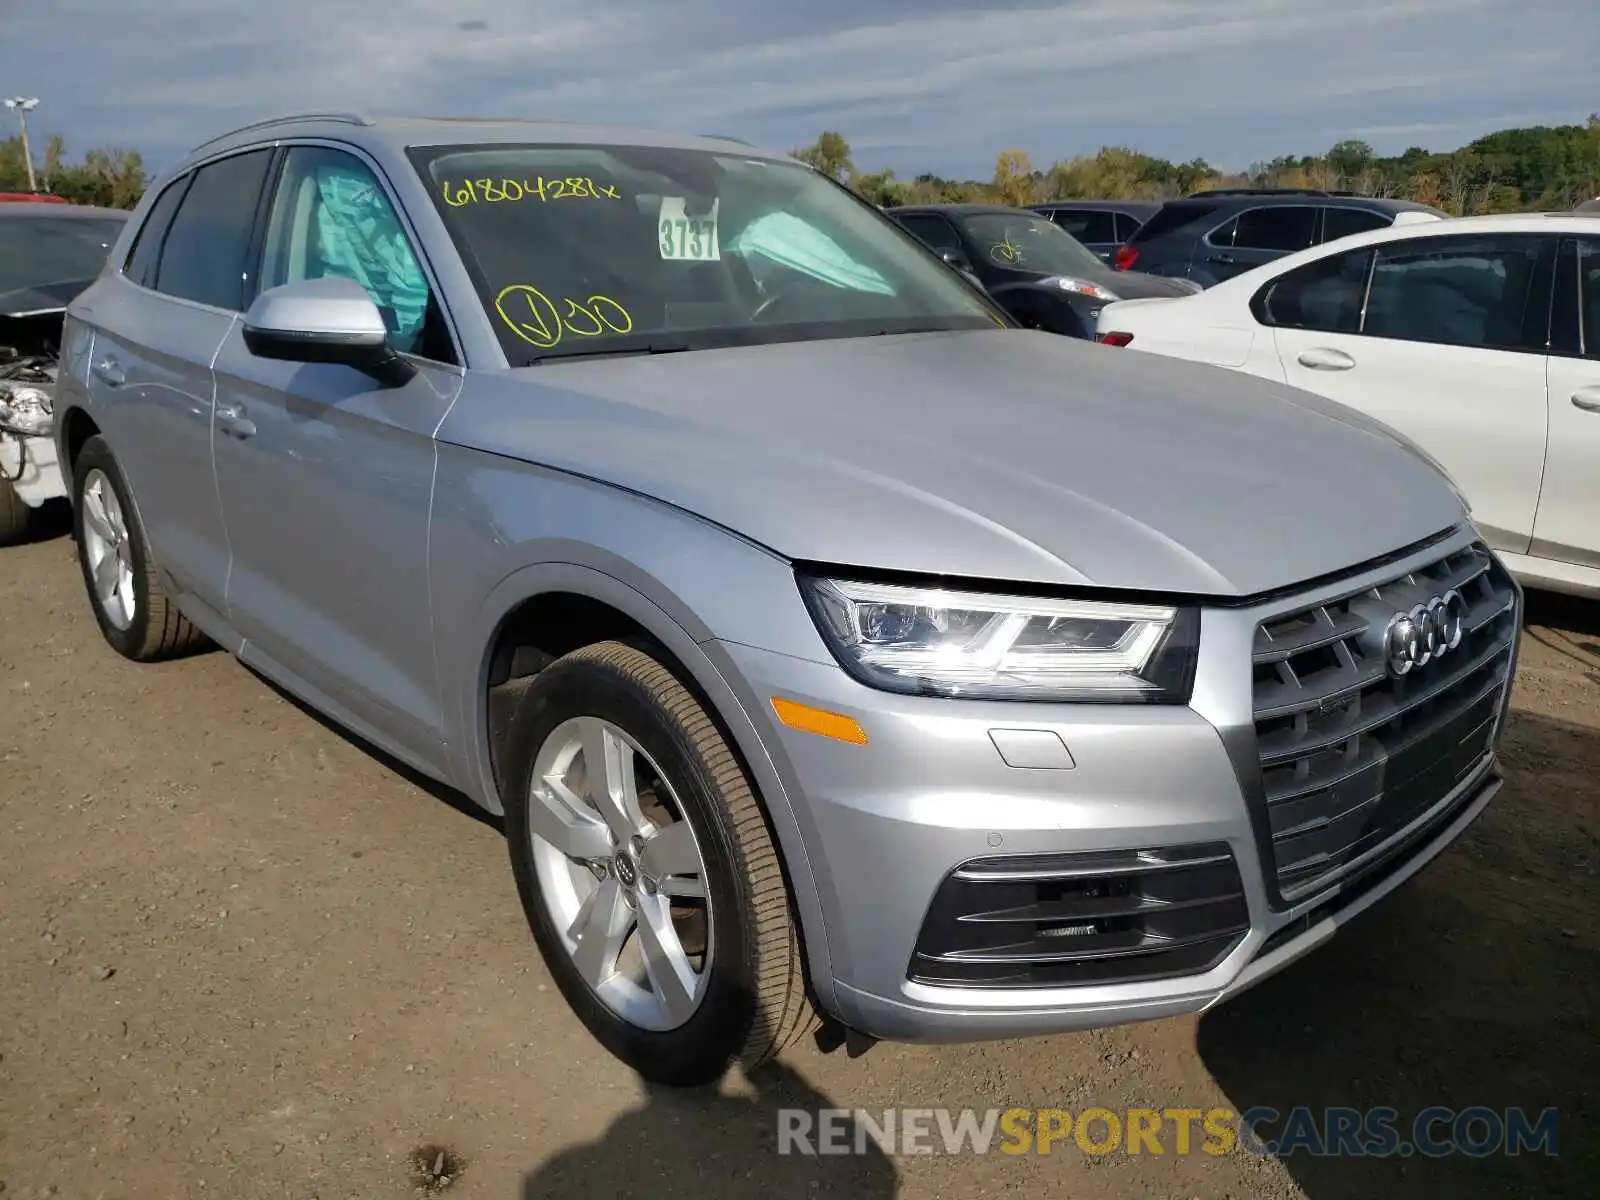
left=908, top=843, right=1249, bottom=989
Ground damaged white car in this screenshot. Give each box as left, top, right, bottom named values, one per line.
left=1, top=201, right=128, bottom=544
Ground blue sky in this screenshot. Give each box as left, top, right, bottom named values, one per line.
left=1, top=0, right=1589, bottom=180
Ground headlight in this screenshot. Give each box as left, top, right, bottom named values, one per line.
left=1041, top=275, right=1121, bottom=302
left=798, top=576, right=1199, bottom=702
left=0, top=384, right=54, bottom=437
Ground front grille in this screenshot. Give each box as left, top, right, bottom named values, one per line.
left=1250, top=543, right=1517, bottom=903
left=1252, top=758, right=1497, bottom=963
left=908, top=843, right=1249, bottom=988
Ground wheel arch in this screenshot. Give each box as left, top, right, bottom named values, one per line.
left=56, top=404, right=103, bottom=492
left=464, top=559, right=838, bottom=1011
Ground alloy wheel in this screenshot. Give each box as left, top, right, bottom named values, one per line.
left=81, top=468, right=136, bottom=631
left=526, top=715, right=714, bottom=1030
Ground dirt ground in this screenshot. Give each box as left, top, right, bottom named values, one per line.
left=2, top=509, right=1596, bottom=1200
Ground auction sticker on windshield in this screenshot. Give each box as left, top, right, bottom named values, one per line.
left=659, top=196, right=720, bottom=261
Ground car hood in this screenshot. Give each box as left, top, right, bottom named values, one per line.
left=0, top=276, right=96, bottom=319
left=445, top=328, right=1464, bottom=597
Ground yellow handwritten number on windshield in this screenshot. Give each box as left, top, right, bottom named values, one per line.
left=990, top=237, right=1022, bottom=265
left=443, top=177, right=622, bottom=206
left=495, top=285, right=633, bottom=349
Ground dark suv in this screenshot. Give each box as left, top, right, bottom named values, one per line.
left=1112, top=189, right=1444, bottom=286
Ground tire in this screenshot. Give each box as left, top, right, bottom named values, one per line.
left=503, top=640, right=816, bottom=1085
left=0, top=470, right=29, bottom=546
left=71, top=435, right=206, bottom=661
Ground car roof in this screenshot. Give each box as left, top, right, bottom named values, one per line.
left=1161, top=190, right=1441, bottom=214
left=181, top=111, right=786, bottom=167
left=0, top=202, right=128, bottom=220
left=1031, top=200, right=1159, bottom=213
left=886, top=204, right=1043, bottom=218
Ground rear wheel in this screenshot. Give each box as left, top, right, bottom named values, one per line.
left=71, top=435, right=206, bottom=661
left=503, top=640, right=815, bottom=1085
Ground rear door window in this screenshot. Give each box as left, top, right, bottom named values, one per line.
left=1363, top=234, right=1550, bottom=352
left=1128, top=202, right=1217, bottom=245
left=1050, top=209, right=1118, bottom=244
left=154, top=148, right=274, bottom=311
left=1320, top=206, right=1391, bottom=243
left=1231, top=206, right=1318, bottom=252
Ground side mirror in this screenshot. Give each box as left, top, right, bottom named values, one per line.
left=242, top=277, right=417, bottom=387
left=938, top=249, right=983, bottom=290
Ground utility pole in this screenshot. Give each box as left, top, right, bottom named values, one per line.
left=4, top=98, right=40, bottom=193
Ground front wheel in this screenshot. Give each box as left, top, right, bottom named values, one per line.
left=503, top=641, right=815, bottom=1085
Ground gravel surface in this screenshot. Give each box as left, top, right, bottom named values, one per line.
left=2, top=514, right=1595, bottom=1199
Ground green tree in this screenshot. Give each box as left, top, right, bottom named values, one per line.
left=992, top=149, right=1039, bottom=206
left=0, top=134, right=145, bottom=208
left=1326, top=138, right=1375, bottom=182
left=791, top=131, right=854, bottom=183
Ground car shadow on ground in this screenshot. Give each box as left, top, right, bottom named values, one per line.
left=241, top=664, right=505, bottom=833
left=519, top=1054, right=899, bottom=1199
left=1523, top=588, right=1600, bottom=687
left=1197, top=707, right=1599, bottom=1199
left=17, top=495, right=72, bottom=542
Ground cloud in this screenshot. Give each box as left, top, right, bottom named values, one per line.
left=1, top=0, right=1589, bottom=178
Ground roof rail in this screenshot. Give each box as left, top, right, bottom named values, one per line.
left=699, top=133, right=755, bottom=146
left=189, top=111, right=372, bottom=155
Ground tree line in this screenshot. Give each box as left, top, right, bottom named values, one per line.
left=4, top=117, right=1597, bottom=215
left=796, top=117, right=1600, bottom=214
left=0, top=134, right=145, bottom=208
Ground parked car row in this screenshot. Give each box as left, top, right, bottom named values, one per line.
left=1, top=113, right=1558, bottom=1091
left=1094, top=211, right=1600, bottom=599
left=885, top=203, right=1197, bottom=338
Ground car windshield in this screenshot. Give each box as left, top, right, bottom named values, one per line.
left=0, top=216, right=125, bottom=295
left=961, top=212, right=1107, bottom=276
left=409, top=143, right=1003, bottom=364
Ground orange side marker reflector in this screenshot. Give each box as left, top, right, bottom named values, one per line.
left=770, top=698, right=868, bottom=746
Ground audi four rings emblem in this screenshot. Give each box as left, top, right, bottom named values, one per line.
left=1383, top=589, right=1467, bottom=677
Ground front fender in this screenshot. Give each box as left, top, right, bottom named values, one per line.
left=427, top=438, right=845, bottom=1009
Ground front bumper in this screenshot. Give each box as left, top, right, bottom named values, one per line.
left=715, top=525, right=1518, bottom=1042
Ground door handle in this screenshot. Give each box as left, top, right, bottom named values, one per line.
left=1297, top=347, right=1357, bottom=372
left=1572, top=386, right=1600, bottom=413
left=216, top=403, right=256, bottom=439
left=91, top=357, right=125, bottom=387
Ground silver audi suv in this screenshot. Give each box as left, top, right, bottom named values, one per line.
left=54, top=113, right=1521, bottom=1085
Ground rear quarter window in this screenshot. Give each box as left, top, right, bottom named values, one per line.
left=1127, top=202, right=1219, bottom=245
left=124, top=175, right=191, bottom=288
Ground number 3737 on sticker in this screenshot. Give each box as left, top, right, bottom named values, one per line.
left=659, top=196, right=720, bottom=262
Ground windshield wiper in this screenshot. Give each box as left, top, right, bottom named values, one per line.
left=526, top=341, right=694, bottom=365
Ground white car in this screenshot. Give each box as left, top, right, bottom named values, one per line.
left=1095, top=213, right=1600, bottom=598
